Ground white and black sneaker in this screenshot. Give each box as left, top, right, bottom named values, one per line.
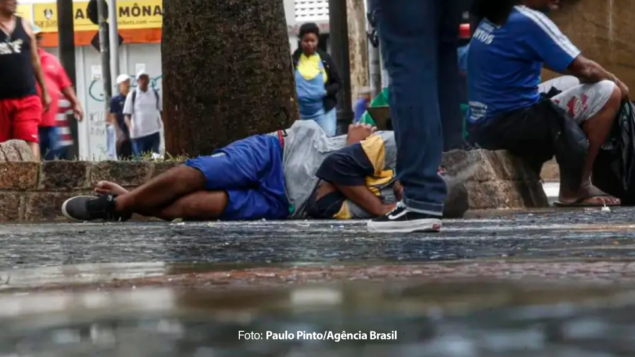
left=62, top=194, right=131, bottom=222
left=367, top=202, right=442, bottom=233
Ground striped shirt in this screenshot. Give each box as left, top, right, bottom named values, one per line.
left=467, top=5, right=581, bottom=122
left=57, top=97, right=73, bottom=148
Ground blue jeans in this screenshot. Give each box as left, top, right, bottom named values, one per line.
left=374, top=0, right=461, bottom=215
left=131, top=132, right=161, bottom=158
left=301, top=108, right=337, bottom=137
left=106, top=125, right=116, bottom=160
left=39, top=126, right=59, bottom=161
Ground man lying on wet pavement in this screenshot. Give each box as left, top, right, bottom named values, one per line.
left=61, top=121, right=419, bottom=225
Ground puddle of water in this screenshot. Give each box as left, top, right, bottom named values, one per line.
left=2, top=281, right=635, bottom=356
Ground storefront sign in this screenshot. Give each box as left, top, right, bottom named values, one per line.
left=16, top=4, right=32, bottom=23
left=33, top=0, right=162, bottom=33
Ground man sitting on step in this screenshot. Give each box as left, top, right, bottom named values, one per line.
left=62, top=121, right=434, bottom=226
left=468, top=0, right=626, bottom=207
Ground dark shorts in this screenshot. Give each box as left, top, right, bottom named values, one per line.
left=185, top=135, right=289, bottom=221
left=470, top=98, right=588, bottom=189
left=307, top=142, right=391, bottom=219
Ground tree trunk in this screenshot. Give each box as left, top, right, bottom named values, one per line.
left=347, top=0, right=369, bottom=105
left=162, top=0, right=298, bottom=157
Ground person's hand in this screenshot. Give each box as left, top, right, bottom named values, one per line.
left=346, top=123, right=376, bottom=145
left=617, top=79, right=629, bottom=99
left=393, top=180, right=403, bottom=202
left=73, top=103, right=84, bottom=121
left=42, top=92, right=51, bottom=112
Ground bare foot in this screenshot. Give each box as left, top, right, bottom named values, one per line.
left=94, top=181, right=129, bottom=196
left=559, top=182, right=621, bottom=206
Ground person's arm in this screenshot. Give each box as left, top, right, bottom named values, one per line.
left=156, top=91, right=163, bottom=128
left=315, top=132, right=394, bottom=217
left=109, top=98, right=127, bottom=141
left=24, top=20, right=50, bottom=112
left=122, top=92, right=134, bottom=133
left=522, top=11, right=627, bottom=96
left=107, top=98, right=116, bottom=124
left=61, top=86, right=83, bottom=121
left=53, top=56, right=83, bottom=120
left=568, top=57, right=628, bottom=97
left=323, top=52, right=342, bottom=97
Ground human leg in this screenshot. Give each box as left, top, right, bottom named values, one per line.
left=150, top=190, right=228, bottom=221
left=438, top=0, right=465, bottom=151
left=92, top=180, right=285, bottom=221
left=38, top=126, right=54, bottom=160
left=63, top=134, right=288, bottom=221
left=539, top=75, right=580, bottom=94
left=131, top=138, right=143, bottom=158
left=369, top=0, right=446, bottom=232
left=312, top=141, right=395, bottom=218
left=143, top=135, right=287, bottom=220
left=551, top=80, right=622, bottom=205
left=106, top=125, right=116, bottom=159
left=313, top=108, right=338, bottom=137
left=149, top=132, right=161, bottom=154
left=12, top=96, right=42, bottom=161
left=117, top=139, right=133, bottom=160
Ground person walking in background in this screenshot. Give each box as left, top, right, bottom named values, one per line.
left=55, top=97, right=74, bottom=159
left=0, top=0, right=50, bottom=161
left=292, top=22, right=342, bottom=136
left=33, top=25, right=83, bottom=160
left=353, top=87, right=372, bottom=123
left=367, top=0, right=462, bottom=233
left=123, top=71, right=162, bottom=158
left=110, top=74, right=133, bottom=160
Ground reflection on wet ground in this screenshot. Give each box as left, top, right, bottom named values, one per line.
left=3, top=282, right=635, bottom=356
left=1, top=207, right=634, bottom=272
left=2, top=207, right=635, bottom=355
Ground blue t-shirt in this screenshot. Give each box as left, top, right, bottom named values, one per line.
left=458, top=45, right=469, bottom=74
left=467, top=5, right=581, bottom=122
left=110, top=94, right=128, bottom=135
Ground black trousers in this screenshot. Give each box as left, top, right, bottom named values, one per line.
left=116, top=138, right=133, bottom=160
left=470, top=98, right=588, bottom=190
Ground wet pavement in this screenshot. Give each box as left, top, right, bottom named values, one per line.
left=2, top=204, right=635, bottom=356
left=4, top=282, right=635, bottom=357
left=0, top=205, right=634, bottom=290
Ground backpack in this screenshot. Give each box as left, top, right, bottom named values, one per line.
left=592, top=101, right=635, bottom=204
left=131, top=88, right=160, bottom=113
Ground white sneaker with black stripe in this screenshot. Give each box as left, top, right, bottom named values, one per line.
left=367, top=202, right=442, bottom=233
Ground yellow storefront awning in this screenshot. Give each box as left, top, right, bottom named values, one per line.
left=20, top=0, right=163, bottom=33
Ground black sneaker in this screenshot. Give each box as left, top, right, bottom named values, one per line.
left=62, top=194, right=130, bottom=222
left=367, top=202, right=442, bottom=233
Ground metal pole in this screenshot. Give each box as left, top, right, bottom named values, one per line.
left=97, top=0, right=112, bottom=113
left=108, top=0, right=119, bottom=95
left=56, top=0, right=78, bottom=158
left=328, top=0, right=353, bottom=134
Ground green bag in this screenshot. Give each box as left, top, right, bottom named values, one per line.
left=358, top=88, right=390, bottom=126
